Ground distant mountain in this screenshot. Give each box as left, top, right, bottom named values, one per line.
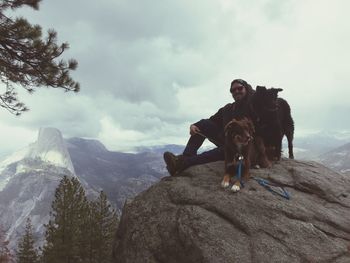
left=288, top=131, right=350, bottom=160
left=0, top=128, right=80, bottom=249
left=66, top=137, right=167, bottom=209
left=134, top=144, right=184, bottom=155
left=318, top=142, right=350, bottom=173
left=0, top=129, right=169, bottom=250
left=30, top=128, right=75, bottom=173
left=134, top=143, right=217, bottom=156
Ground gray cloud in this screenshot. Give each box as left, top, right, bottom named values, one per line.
left=1, top=0, right=350, bottom=154
left=0, top=90, right=101, bottom=137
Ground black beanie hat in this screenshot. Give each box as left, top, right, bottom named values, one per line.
left=230, top=79, right=253, bottom=95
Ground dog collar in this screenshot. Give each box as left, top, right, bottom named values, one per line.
left=235, top=154, right=244, bottom=161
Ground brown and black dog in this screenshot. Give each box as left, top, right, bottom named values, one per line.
left=221, top=118, right=271, bottom=192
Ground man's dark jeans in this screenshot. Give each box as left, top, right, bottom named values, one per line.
left=182, top=119, right=225, bottom=169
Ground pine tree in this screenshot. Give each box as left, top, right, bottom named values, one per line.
left=89, top=191, right=119, bottom=263
left=17, top=218, right=38, bottom=263
left=0, top=0, right=79, bottom=115
left=42, top=176, right=89, bottom=263
left=0, top=226, right=12, bottom=263
left=41, top=177, right=119, bottom=263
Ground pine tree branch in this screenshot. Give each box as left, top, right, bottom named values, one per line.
left=0, top=0, right=79, bottom=115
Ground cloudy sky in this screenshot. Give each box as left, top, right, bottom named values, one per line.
left=1, top=0, right=350, bottom=155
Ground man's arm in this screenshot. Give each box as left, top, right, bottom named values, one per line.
left=189, top=124, right=201, bottom=135
left=208, top=106, right=224, bottom=127
left=189, top=104, right=229, bottom=135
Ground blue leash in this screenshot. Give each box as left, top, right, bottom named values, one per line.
left=253, top=177, right=290, bottom=200
left=236, top=156, right=245, bottom=187
left=236, top=156, right=290, bottom=200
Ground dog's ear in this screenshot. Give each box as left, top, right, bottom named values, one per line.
left=224, top=120, right=233, bottom=136
left=247, top=119, right=255, bottom=134
left=271, top=87, right=283, bottom=93
left=269, top=87, right=283, bottom=99
left=224, top=119, right=237, bottom=136
left=241, top=118, right=255, bottom=135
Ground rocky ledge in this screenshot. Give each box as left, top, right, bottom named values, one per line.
left=113, top=159, right=350, bottom=263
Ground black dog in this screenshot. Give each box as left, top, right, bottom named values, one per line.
left=250, top=86, right=294, bottom=160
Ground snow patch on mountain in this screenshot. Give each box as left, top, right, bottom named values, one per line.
left=319, top=142, right=350, bottom=173
left=28, top=127, right=75, bottom=174
left=332, top=151, right=348, bottom=157
left=6, top=198, right=36, bottom=240
left=0, top=146, right=31, bottom=170
left=36, top=150, right=68, bottom=167
left=0, top=176, right=11, bottom=192
left=0, top=128, right=76, bottom=191
left=0, top=147, right=31, bottom=191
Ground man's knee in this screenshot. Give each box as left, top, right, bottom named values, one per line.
left=195, top=119, right=218, bottom=130
left=194, top=119, right=223, bottom=146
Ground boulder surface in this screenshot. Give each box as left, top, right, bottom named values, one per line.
left=113, top=159, right=350, bottom=263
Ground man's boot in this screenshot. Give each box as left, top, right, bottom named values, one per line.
left=163, top=152, right=185, bottom=176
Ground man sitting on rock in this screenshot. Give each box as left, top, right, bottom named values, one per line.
left=163, top=78, right=255, bottom=176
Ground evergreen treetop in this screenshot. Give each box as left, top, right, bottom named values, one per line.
left=42, top=176, right=89, bottom=263
left=89, top=191, right=119, bottom=263
left=17, top=217, right=38, bottom=263
left=0, top=225, right=12, bottom=263
left=42, top=176, right=119, bottom=263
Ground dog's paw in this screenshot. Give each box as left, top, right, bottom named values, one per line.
left=221, top=179, right=230, bottom=188
left=221, top=175, right=230, bottom=188
left=231, top=184, right=241, bottom=192
left=221, top=181, right=230, bottom=188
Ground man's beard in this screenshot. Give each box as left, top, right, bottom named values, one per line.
left=234, top=93, right=244, bottom=102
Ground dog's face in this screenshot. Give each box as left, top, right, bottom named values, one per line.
left=225, top=118, right=255, bottom=147
left=254, top=86, right=283, bottom=112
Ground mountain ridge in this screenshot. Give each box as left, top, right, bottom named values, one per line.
left=319, top=142, right=350, bottom=173
left=0, top=128, right=167, bottom=250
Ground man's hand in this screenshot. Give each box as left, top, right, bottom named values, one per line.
left=190, top=124, right=201, bottom=135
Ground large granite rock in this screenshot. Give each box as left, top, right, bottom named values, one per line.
left=113, top=159, right=350, bottom=263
